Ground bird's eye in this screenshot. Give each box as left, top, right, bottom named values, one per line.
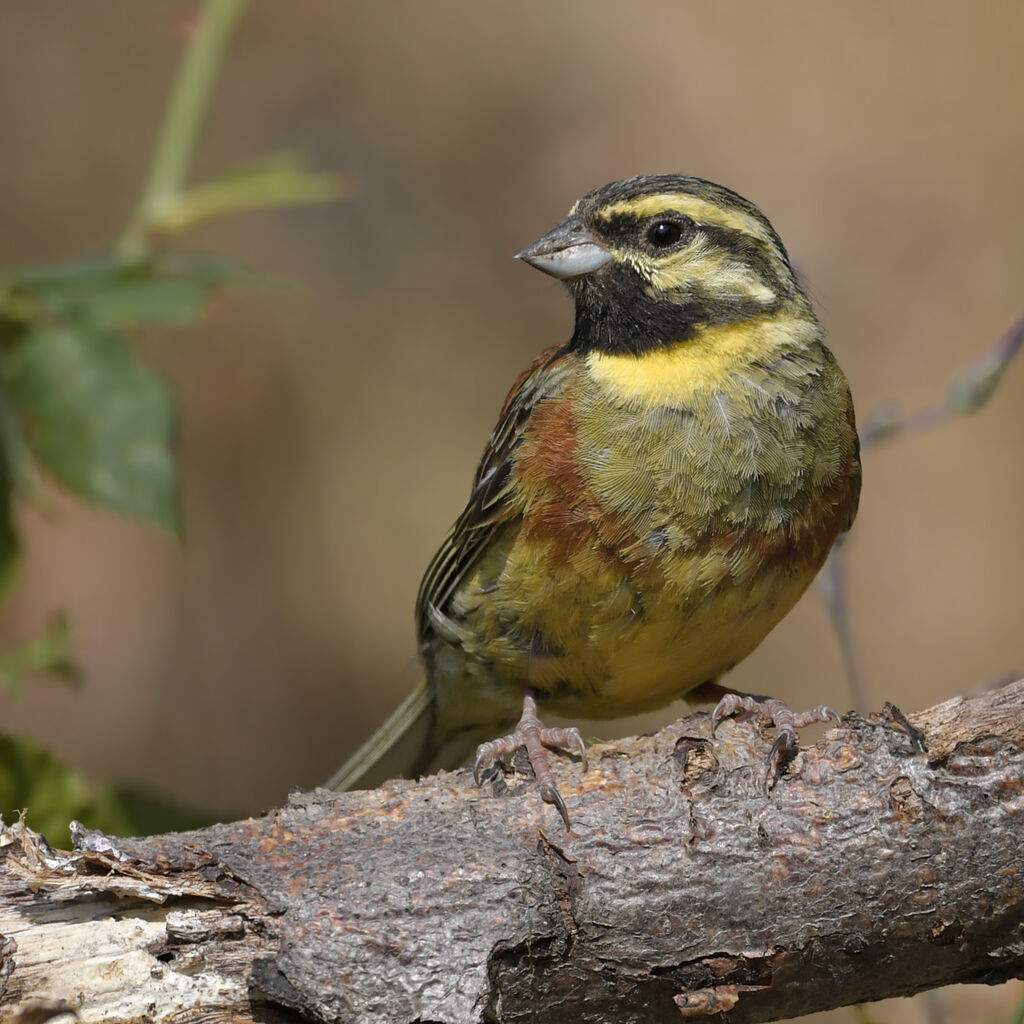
left=647, top=219, right=685, bottom=248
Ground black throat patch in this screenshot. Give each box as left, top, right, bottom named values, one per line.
left=567, top=263, right=775, bottom=356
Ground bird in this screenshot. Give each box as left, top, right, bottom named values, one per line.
left=327, top=174, right=861, bottom=827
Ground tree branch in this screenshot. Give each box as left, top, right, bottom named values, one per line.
left=2, top=680, right=1023, bottom=1024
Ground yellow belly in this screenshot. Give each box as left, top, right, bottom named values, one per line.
left=541, top=557, right=816, bottom=719
left=435, top=526, right=822, bottom=729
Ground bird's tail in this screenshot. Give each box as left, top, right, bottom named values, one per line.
left=325, top=679, right=435, bottom=792
left=325, top=680, right=481, bottom=792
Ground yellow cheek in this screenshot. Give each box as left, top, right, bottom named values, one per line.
left=647, top=237, right=774, bottom=301
left=649, top=255, right=776, bottom=306
left=608, top=239, right=776, bottom=308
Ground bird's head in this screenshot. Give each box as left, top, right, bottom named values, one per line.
left=516, top=174, right=812, bottom=355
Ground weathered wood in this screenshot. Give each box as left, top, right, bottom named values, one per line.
left=2, top=680, right=1023, bottom=1024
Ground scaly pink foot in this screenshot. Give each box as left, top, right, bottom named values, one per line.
left=712, top=691, right=840, bottom=787
left=474, top=690, right=587, bottom=829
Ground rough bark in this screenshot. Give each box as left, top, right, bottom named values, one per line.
left=1, top=680, right=1023, bottom=1024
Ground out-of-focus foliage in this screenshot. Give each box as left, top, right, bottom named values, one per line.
left=0, top=733, right=209, bottom=843
left=0, top=0, right=343, bottom=839
left=0, top=254, right=237, bottom=534
left=0, top=614, right=77, bottom=697
left=0, top=253, right=238, bottom=835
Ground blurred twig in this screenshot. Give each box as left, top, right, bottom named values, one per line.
left=151, top=151, right=349, bottom=234
left=860, top=310, right=1024, bottom=448
left=923, top=989, right=949, bottom=1024
left=117, top=0, right=250, bottom=259
left=818, top=537, right=869, bottom=714
left=823, top=310, right=1024, bottom=711
left=115, top=0, right=346, bottom=260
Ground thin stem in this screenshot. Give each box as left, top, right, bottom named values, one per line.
left=824, top=309, right=1024, bottom=709
left=116, top=0, right=250, bottom=260
left=818, top=544, right=869, bottom=713
left=860, top=309, right=1024, bottom=450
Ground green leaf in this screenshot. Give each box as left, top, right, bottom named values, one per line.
left=0, top=614, right=79, bottom=697
left=0, top=732, right=213, bottom=843
left=71, top=254, right=242, bottom=328
left=82, top=277, right=207, bottom=328
left=0, top=254, right=125, bottom=291
left=2, top=326, right=179, bottom=530
left=0, top=407, right=26, bottom=603
left=150, top=250, right=246, bottom=288
left=0, top=469, right=18, bottom=604
left=0, top=733, right=99, bottom=842
left=0, top=251, right=243, bottom=330
left=0, top=386, right=43, bottom=502
left=104, top=782, right=215, bottom=838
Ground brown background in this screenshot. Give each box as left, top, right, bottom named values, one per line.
left=0, top=4, right=1022, bottom=1020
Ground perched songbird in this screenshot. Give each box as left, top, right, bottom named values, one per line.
left=328, top=174, right=861, bottom=825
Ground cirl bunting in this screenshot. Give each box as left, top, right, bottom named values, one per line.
left=328, top=174, right=861, bottom=828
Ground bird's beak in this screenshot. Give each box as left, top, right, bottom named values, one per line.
left=515, top=215, right=613, bottom=279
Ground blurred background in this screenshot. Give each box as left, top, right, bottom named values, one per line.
left=0, top=2, right=1022, bottom=1019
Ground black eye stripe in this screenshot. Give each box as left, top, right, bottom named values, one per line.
left=597, top=212, right=650, bottom=245
left=596, top=212, right=696, bottom=250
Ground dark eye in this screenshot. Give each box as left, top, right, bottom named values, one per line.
left=646, top=219, right=685, bottom=248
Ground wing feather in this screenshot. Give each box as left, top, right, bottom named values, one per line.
left=415, top=342, right=575, bottom=641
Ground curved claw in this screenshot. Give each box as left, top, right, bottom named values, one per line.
left=712, top=692, right=844, bottom=788
left=564, top=727, right=588, bottom=772
left=540, top=780, right=571, bottom=831
left=470, top=692, right=586, bottom=829
left=473, top=747, right=491, bottom=787
left=711, top=694, right=743, bottom=733
left=768, top=731, right=793, bottom=762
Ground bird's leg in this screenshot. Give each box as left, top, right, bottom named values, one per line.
left=473, top=689, right=587, bottom=829
left=701, top=682, right=840, bottom=787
